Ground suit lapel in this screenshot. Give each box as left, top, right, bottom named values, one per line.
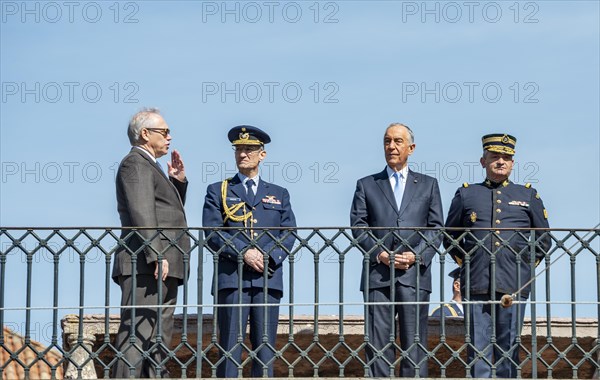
left=228, top=175, right=247, bottom=203
left=132, top=148, right=185, bottom=208
left=155, top=161, right=185, bottom=206
left=252, top=180, right=269, bottom=207
left=398, top=170, right=418, bottom=216
left=152, top=160, right=168, bottom=180
left=374, top=168, right=399, bottom=212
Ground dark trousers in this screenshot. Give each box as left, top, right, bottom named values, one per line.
left=216, top=288, right=281, bottom=378
left=112, top=275, right=178, bottom=378
left=468, top=292, right=528, bottom=378
left=365, top=284, right=430, bottom=377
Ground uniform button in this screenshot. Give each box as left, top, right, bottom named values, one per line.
left=495, top=242, right=500, bottom=247
left=496, top=230, right=501, bottom=234
left=496, top=220, right=501, bottom=224
left=253, top=219, right=257, bottom=223
left=496, top=209, right=501, bottom=213
left=497, top=190, right=501, bottom=194
left=496, top=200, right=502, bottom=204
left=254, top=232, right=258, bottom=236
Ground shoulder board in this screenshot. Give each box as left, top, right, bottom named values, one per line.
left=525, top=183, right=532, bottom=188
left=462, top=183, right=469, bottom=188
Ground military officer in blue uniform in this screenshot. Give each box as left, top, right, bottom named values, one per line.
left=444, top=133, right=551, bottom=378
left=430, top=268, right=464, bottom=318
left=203, top=125, right=297, bottom=378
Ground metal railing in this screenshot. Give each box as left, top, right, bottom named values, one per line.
left=0, top=227, right=599, bottom=378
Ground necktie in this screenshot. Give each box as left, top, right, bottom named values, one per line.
left=393, top=172, right=404, bottom=210
left=246, top=179, right=255, bottom=204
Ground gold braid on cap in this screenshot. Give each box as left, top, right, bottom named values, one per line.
left=221, top=178, right=253, bottom=223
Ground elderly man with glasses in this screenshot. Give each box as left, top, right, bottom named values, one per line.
left=112, top=108, right=190, bottom=378
left=203, top=125, right=297, bottom=378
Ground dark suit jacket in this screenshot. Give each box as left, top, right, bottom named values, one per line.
left=203, top=174, right=296, bottom=294
left=112, top=148, right=190, bottom=284
left=350, top=168, right=444, bottom=292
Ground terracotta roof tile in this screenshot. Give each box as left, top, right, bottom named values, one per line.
left=1, top=326, right=63, bottom=380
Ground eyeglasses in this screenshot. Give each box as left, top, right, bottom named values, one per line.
left=232, top=145, right=262, bottom=155
left=146, top=128, right=170, bottom=138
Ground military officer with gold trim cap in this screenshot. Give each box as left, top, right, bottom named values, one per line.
left=444, top=133, right=551, bottom=378
left=202, top=125, right=296, bottom=378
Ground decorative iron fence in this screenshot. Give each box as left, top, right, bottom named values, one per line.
left=0, top=227, right=598, bottom=378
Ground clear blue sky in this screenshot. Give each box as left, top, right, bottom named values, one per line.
left=1, top=1, right=599, bottom=344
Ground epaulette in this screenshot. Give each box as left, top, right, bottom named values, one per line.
left=462, top=183, right=469, bottom=188
left=525, top=183, right=531, bottom=188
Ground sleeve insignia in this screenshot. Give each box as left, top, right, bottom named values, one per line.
left=525, top=183, right=532, bottom=188
left=543, top=209, right=548, bottom=219
left=470, top=211, right=477, bottom=223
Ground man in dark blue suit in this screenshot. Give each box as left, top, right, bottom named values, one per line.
left=350, top=123, right=444, bottom=377
left=203, top=125, right=296, bottom=378
left=444, top=133, right=550, bottom=378
left=430, top=268, right=464, bottom=318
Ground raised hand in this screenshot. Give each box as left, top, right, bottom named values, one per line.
left=167, top=149, right=186, bottom=181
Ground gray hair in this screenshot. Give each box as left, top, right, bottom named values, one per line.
left=387, top=123, right=414, bottom=144
left=127, top=107, right=162, bottom=146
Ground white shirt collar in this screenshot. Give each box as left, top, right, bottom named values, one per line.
left=386, top=165, right=408, bottom=180
left=134, top=146, right=157, bottom=163
left=237, top=173, right=260, bottom=187
left=452, top=299, right=464, bottom=314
